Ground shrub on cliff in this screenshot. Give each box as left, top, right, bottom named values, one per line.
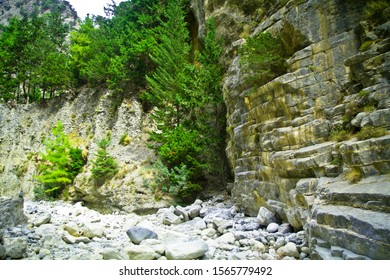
left=239, top=32, right=287, bottom=88
left=91, top=137, right=118, bottom=184
left=35, top=121, right=85, bottom=200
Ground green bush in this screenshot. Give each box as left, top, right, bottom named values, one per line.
left=35, top=121, right=85, bottom=200
left=330, top=124, right=351, bottom=142
left=355, top=126, right=387, bottom=140
left=146, top=160, right=201, bottom=203
left=364, top=0, right=390, bottom=24
left=91, top=137, right=119, bottom=183
left=239, top=32, right=287, bottom=88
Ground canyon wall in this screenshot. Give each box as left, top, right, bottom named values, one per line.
left=211, top=0, right=390, bottom=259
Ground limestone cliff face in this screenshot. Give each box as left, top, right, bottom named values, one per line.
left=0, top=0, right=77, bottom=26
left=215, top=0, right=390, bottom=259
left=0, top=89, right=171, bottom=213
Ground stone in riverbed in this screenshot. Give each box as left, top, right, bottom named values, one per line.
left=3, top=237, right=28, bottom=259
left=277, top=242, right=299, bottom=258
left=0, top=244, right=6, bottom=260
left=266, top=223, right=279, bottom=233
left=257, top=207, right=277, bottom=226
left=165, top=240, right=209, bottom=260
left=126, top=226, right=158, bottom=245
left=125, top=244, right=157, bottom=260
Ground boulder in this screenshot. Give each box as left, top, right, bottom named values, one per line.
left=126, top=226, right=158, bottom=245
left=63, top=222, right=82, bottom=237
left=174, top=206, right=189, bottom=222
left=3, top=237, right=28, bottom=259
left=165, top=240, right=209, bottom=260
left=162, top=211, right=182, bottom=225
left=82, top=222, right=105, bottom=238
left=0, top=244, right=6, bottom=260
left=277, top=242, right=299, bottom=258
left=187, top=204, right=202, bottom=219
left=31, top=213, right=51, bottom=227
left=125, top=244, right=157, bottom=260
left=0, top=197, right=27, bottom=230
left=257, top=207, right=277, bottom=226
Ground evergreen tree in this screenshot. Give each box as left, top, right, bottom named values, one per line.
left=35, top=121, right=86, bottom=200
left=91, top=138, right=119, bottom=184
left=35, top=121, right=72, bottom=199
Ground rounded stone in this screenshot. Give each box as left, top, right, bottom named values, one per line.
left=266, top=223, right=279, bottom=233
left=126, top=226, right=158, bottom=245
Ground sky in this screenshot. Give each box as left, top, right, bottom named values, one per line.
left=66, top=0, right=126, bottom=19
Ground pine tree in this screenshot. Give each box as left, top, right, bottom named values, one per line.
left=35, top=121, right=72, bottom=198
left=91, top=138, right=119, bottom=184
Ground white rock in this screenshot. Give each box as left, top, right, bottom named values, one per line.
left=125, top=244, right=157, bottom=260
left=202, top=228, right=216, bottom=238
left=249, top=239, right=266, bottom=253
left=32, top=213, right=51, bottom=227
left=63, top=222, right=82, bottom=237
left=3, top=237, right=27, bottom=259
left=62, top=231, right=76, bottom=244
left=82, top=223, right=105, bottom=238
left=266, top=223, right=279, bottom=233
left=165, top=240, right=209, bottom=260
left=277, top=242, right=299, bottom=258
left=216, top=232, right=235, bottom=244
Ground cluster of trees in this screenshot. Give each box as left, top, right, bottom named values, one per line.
left=5, top=0, right=227, bottom=201
left=0, top=13, right=71, bottom=103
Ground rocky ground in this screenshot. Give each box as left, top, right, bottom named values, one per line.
left=0, top=196, right=310, bottom=260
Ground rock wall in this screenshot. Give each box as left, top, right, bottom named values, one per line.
left=218, top=0, right=390, bottom=259
left=0, top=88, right=171, bottom=213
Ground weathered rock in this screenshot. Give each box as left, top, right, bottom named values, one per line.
left=126, top=226, right=158, bottom=245
left=31, top=213, right=51, bottom=227
left=82, top=222, right=105, bottom=238
left=0, top=244, right=6, bottom=260
left=278, top=223, right=293, bottom=234
left=63, top=222, right=82, bottom=237
left=0, top=197, right=27, bottom=230
left=125, top=244, right=157, bottom=260
left=101, top=248, right=127, bottom=260
left=62, top=231, right=76, bottom=244
left=174, top=206, right=189, bottom=222
left=216, top=232, right=235, bottom=244
left=162, top=211, right=182, bottom=226
left=257, top=207, right=277, bottom=226
left=187, top=204, right=202, bottom=219
left=3, top=237, right=28, bottom=259
left=165, top=240, right=209, bottom=260
left=277, top=242, right=299, bottom=258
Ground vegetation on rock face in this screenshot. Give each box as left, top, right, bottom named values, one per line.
left=363, top=0, right=390, bottom=25
left=239, top=32, right=287, bottom=88
left=34, top=121, right=85, bottom=200
left=91, top=137, right=119, bottom=184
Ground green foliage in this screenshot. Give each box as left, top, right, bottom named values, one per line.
left=330, top=124, right=351, bottom=142
left=146, top=160, right=201, bottom=202
left=355, top=126, right=387, bottom=140
left=142, top=1, right=226, bottom=201
left=239, top=32, right=287, bottom=88
left=35, top=121, right=85, bottom=200
left=91, top=138, right=119, bottom=183
left=119, top=133, right=131, bottom=145
left=363, top=0, right=390, bottom=24
left=345, top=167, right=363, bottom=184
left=0, top=14, right=71, bottom=103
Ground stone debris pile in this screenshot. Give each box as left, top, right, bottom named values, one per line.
left=0, top=197, right=310, bottom=260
